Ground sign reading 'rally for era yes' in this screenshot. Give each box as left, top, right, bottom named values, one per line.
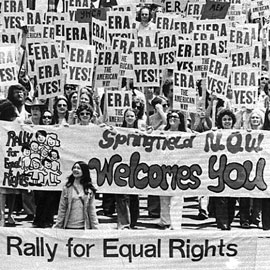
left=0, top=121, right=269, bottom=198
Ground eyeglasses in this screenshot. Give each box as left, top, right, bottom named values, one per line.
left=57, top=103, right=67, bottom=107
left=141, top=13, right=149, bottom=16
left=80, top=112, right=90, bottom=116
left=42, top=115, right=52, bottom=119
left=261, top=77, right=269, bottom=81
left=169, top=115, right=180, bottom=119
left=163, top=104, right=169, bottom=108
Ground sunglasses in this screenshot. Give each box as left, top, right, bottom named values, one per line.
left=80, top=112, right=90, bottom=116
left=163, top=104, right=169, bottom=108
left=169, top=115, right=180, bottom=119
left=261, top=77, right=269, bottom=81
left=57, top=103, right=67, bottom=107
left=43, top=115, right=52, bottom=119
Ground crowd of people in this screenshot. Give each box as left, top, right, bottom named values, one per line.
left=0, top=69, right=270, bottom=231
left=0, top=0, right=270, bottom=232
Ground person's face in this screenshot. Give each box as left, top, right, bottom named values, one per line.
left=250, top=113, right=261, bottom=128
left=13, top=88, right=24, bottom=104
left=222, top=115, right=233, bottom=129
left=71, top=93, right=78, bottom=106
left=145, top=87, right=154, bottom=100
left=80, top=93, right=90, bottom=106
left=141, top=8, right=150, bottom=23
left=57, top=100, right=68, bottom=114
left=42, top=112, right=52, bottom=125
left=72, top=163, right=83, bottom=179
left=125, top=110, right=136, bottom=126
left=168, top=113, right=180, bottom=129
left=79, top=109, right=91, bottom=124
left=65, top=85, right=75, bottom=97
left=161, top=99, right=169, bottom=112
left=31, top=106, right=41, bottom=119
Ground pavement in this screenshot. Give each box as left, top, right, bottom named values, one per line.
left=3, top=195, right=264, bottom=231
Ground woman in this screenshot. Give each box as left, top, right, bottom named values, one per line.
left=53, top=96, right=69, bottom=126
left=213, top=109, right=237, bottom=230
left=115, top=108, right=140, bottom=229
left=41, top=110, right=54, bottom=125
left=55, top=161, right=99, bottom=229
left=67, top=91, right=78, bottom=125
left=157, top=111, right=186, bottom=230
left=76, top=104, right=94, bottom=126
left=239, top=109, right=264, bottom=228
left=149, top=96, right=168, bottom=130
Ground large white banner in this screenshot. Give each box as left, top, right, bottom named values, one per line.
left=1, top=121, right=270, bottom=197
left=0, top=227, right=261, bottom=269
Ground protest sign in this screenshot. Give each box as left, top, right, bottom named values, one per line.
left=175, top=39, right=193, bottom=72
left=174, top=18, right=194, bottom=36
left=44, top=12, right=68, bottom=25
left=95, top=49, right=120, bottom=88
left=0, top=0, right=26, bottom=29
left=194, top=20, right=228, bottom=37
left=66, top=0, right=92, bottom=21
left=0, top=45, right=17, bottom=86
left=0, top=228, right=260, bottom=269
left=230, top=67, right=258, bottom=109
left=173, top=71, right=196, bottom=112
left=226, top=0, right=246, bottom=27
left=137, top=30, right=157, bottom=48
left=36, top=59, right=62, bottom=99
left=133, top=47, right=159, bottom=87
left=250, top=0, right=270, bottom=20
left=1, top=122, right=270, bottom=198
left=66, top=43, right=95, bottom=85
left=75, top=8, right=108, bottom=22
left=164, top=0, right=189, bottom=13
left=111, top=36, right=135, bottom=78
left=106, top=90, right=132, bottom=126
left=186, top=1, right=204, bottom=20
left=229, top=27, right=252, bottom=50
left=106, top=11, right=135, bottom=46
left=33, top=43, right=63, bottom=99
left=0, top=31, right=18, bottom=44
left=206, top=55, right=231, bottom=100
left=156, top=13, right=178, bottom=31
left=157, top=31, right=177, bottom=68
left=231, top=46, right=253, bottom=67
left=201, top=1, right=230, bottom=20
left=92, top=17, right=107, bottom=53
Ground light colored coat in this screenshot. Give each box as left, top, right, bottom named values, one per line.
left=55, top=185, right=99, bottom=229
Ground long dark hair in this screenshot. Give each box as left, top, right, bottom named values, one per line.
left=66, top=161, right=96, bottom=194
left=164, top=111, right=186, bottom=131
left=53, top=96, right=69, bottom=124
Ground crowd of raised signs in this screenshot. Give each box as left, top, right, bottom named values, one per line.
left=0, top=0, right=270, bottom=231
